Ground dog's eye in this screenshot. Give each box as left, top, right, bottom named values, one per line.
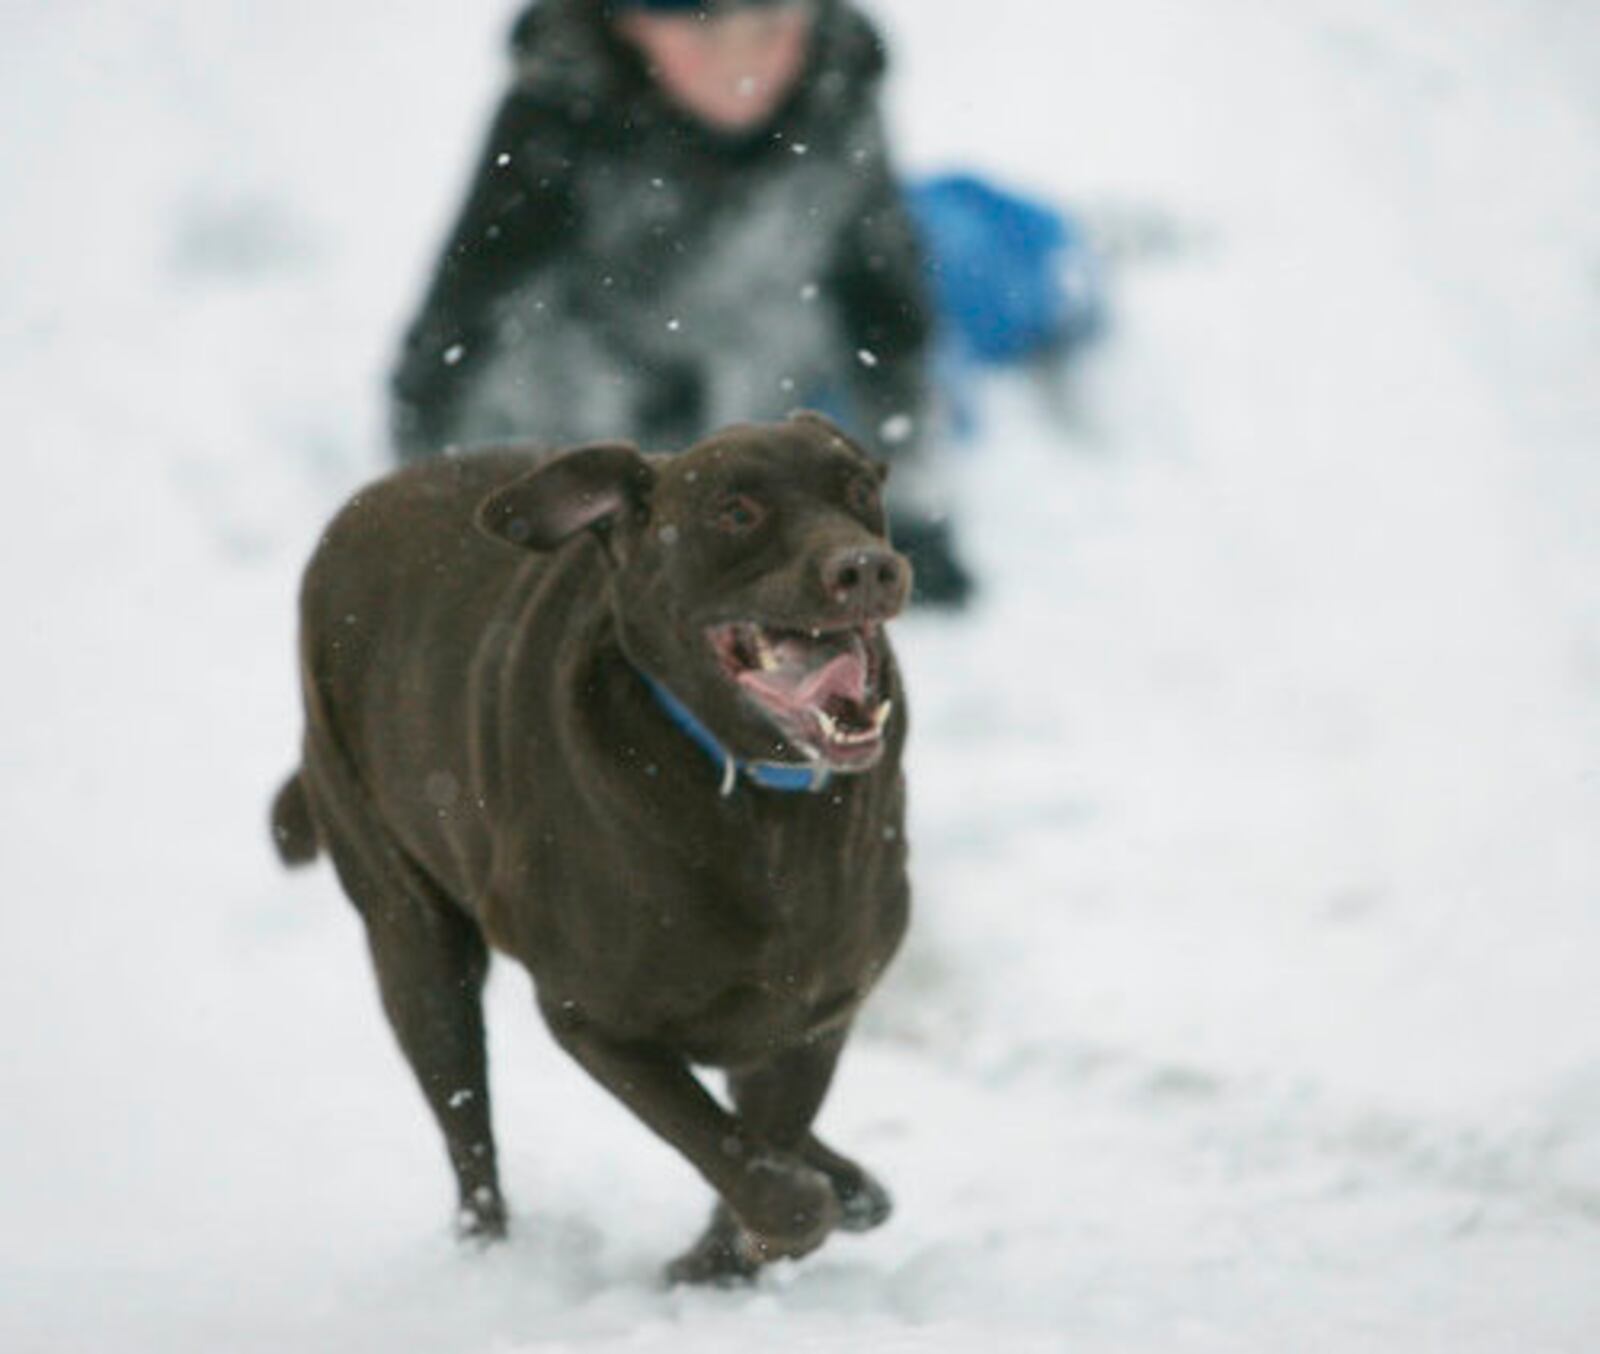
left=846, top=476, right=882, bottom=520
left=710, top=493, right=767, bottom=534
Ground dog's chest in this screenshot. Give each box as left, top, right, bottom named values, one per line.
left=643, top=813, right=905, bottom=1056
left=503, top=793, right=907, bottom=1062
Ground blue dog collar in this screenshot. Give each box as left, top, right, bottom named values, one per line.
left=636, top=669, right=831, bottom=797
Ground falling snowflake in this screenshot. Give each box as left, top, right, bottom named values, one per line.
left=879, top=413, right=914, bottom=445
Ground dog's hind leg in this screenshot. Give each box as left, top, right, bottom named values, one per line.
left=320, top=828, right=506, bottom=1241
left=369, top=893, right=505, bottom=1240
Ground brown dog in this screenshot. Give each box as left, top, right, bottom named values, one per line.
left=271, top=413, right=912, bottom=1283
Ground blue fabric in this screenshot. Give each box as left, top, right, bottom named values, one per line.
left=636, top=669, right=832, bottom=795
left=908, top=172, right=1106, bottom=366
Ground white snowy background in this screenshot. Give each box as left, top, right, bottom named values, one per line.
left=3, top=0, right=1598, bottom=1349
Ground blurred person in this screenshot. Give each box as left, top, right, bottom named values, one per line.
left=390, top=0, right=973, bottom=606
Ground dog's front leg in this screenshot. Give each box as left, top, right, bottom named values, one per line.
left=730, top=1029, right=893, bottom=1236
left=666, top=1028, right=891, bottom=1284
left=538, top=998, right=840, bottom=1275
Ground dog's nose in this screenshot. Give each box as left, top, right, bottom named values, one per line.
left=820, top=545, right=910, bottom=614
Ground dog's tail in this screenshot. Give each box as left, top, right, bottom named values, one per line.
left=270, top=770, right=320, bottom=867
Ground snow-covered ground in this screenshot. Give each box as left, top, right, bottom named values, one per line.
left=4, top=0, right=1598, bottom=1349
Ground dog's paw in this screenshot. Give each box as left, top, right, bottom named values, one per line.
left=453, top=1186, right=508, bottom=1245
left=732, top=1154, right=841, bottom=1262
left=799, top=1137, right=893, bottom=1233
left=664, top=1205, right=761, bottom=1287
left=830, top=1166, right=892, bottom=1233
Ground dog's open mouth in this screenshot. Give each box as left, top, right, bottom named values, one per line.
left=708, top=621, right=892, bottom=770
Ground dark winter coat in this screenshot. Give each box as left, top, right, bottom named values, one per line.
left=390, top=0, right=933, bottom=462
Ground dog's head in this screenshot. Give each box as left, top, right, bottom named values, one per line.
left=477, top=412, right=910, bottom=774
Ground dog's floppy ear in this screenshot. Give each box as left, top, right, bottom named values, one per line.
left=476, top=442, right=654, bottom=551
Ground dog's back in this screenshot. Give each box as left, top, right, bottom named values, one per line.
left=274, top=453, right=534, bottom=870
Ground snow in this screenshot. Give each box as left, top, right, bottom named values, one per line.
left=3, top=0, right=1598, bottom=1350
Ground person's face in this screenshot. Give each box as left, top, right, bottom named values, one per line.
left=615, top=4, right=813, bottom=134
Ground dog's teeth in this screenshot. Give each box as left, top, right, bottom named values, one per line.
left=754, top=630, right=780, bottom=672
left=814, top=704, right=892, bottom=747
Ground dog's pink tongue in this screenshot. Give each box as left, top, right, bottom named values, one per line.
left=739, top=636, right=869, bottom=713
left=794, top=648, right=868, bottom=706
